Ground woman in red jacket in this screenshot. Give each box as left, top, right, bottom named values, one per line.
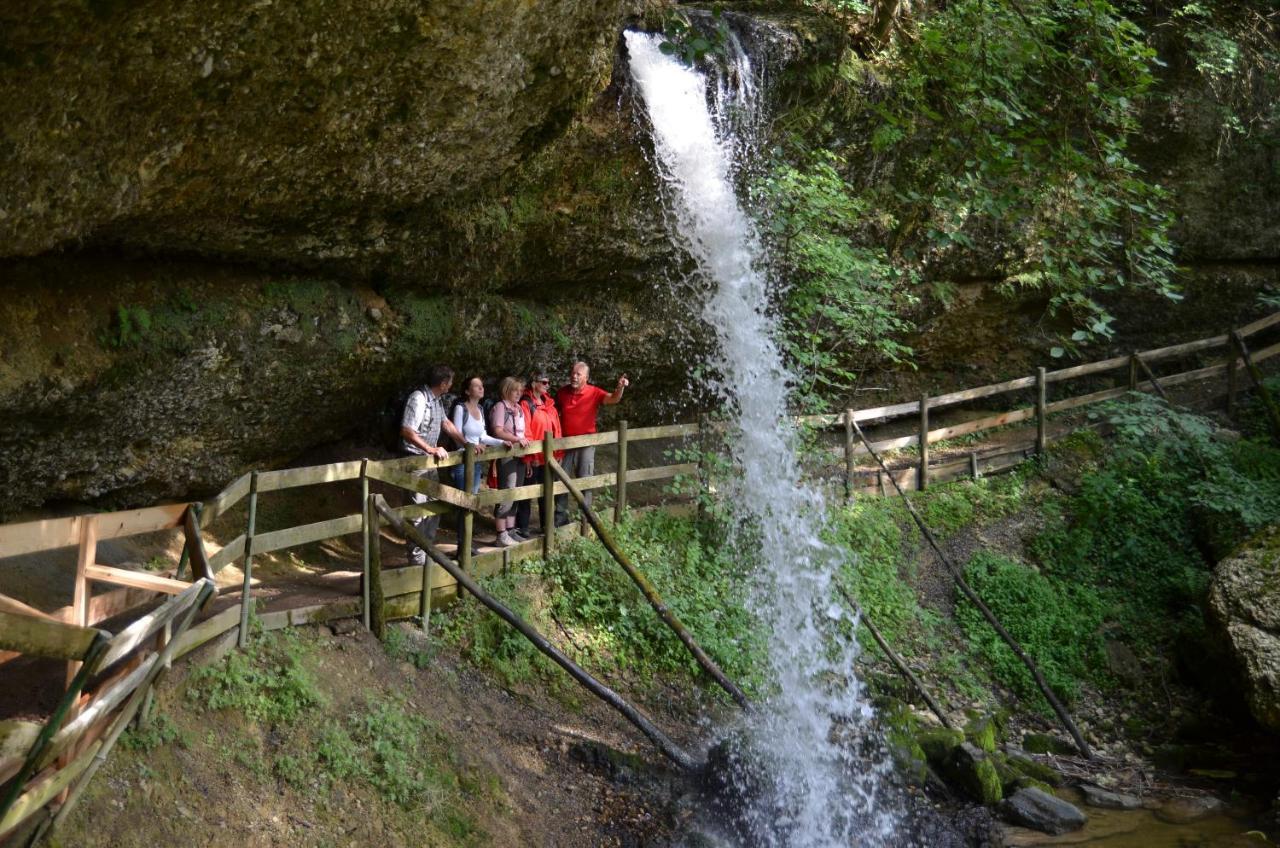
left=517, top=369, right=567, bottom=536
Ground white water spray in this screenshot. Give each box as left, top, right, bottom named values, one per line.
left=625, top=31, right=901, bottom=847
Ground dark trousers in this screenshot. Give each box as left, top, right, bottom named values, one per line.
left=516, top=464, right=568, bottom=533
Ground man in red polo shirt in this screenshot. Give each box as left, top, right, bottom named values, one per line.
left=556, top=361, right=629, bottom=512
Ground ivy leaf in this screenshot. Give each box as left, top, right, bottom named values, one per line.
left=1050, top=346, right=1066, bottom=358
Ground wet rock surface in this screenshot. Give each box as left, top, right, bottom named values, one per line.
left=1208, top=525, right=1280, bottom=733
left=1000, top=787, right=1087, bottom=835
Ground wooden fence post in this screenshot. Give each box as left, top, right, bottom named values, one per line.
left=843, top=410, right=855, bottom=502
left=542, top=435, right=555, bottom=559
left=1226, top=331, right=1239, bottom=416
left=614, top=419, right=629, bottom=524
left=367, top=494, right=385, bottom=639
left=1036, top=367, right=1047, bottom=456
left=360, top=460, right=371, bottom=631
left=918, top=395, right=929, bottom=491
left=1128, top=354, right=1138, bottom=391
left=460, top=444, right=475, bottom=575
left=969, top=452, right=980, bottom=480
left=237, top=472, right=259, bottom=648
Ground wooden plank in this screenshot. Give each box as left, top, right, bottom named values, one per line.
left=627, top=463, right=698, bottom=483
left=625, top=424, right=697, bottom=441
left=364, top=466, right=479, bottom=510
left=200, top=472, right=251, bottom=527
left=851, top=399, right=920, bottom=423
left=381, top=565, right=455, bottom=596
left=1044, top=353, right=1130, bottom=383
left=1139, top=334, right=1228, bottom=364
left=85, top=564, right=190, bottom=596
left=392, top=502, right=451, bottom=520
left=258, top=598, right=362, bottom=631
left=1239, top=311, right=1280, bottom=338
left=98, top=582, right=206, bottom=669
left=93, top=504, right=188, bottom=541
left=793, top=413, right=844, bottom=428
left=0, top=592, right=55, bottom=621
left=929, top=375, right=1038, bottom=409
left=250, top=513, right=363, bottom=556
left=83, top=587, right=159, bottom=628
left=39, top=655, right=159, bottom=769
left=0, top=611, right=104, bottom=662
left=172, top=604, right=241, bottom=661
left=255, top=461, right=366, bottom=493
left=206, top=534, right=246, bottom=573
left=0, top=516, right=79, bottom=558
left=0, top=740, right=102, bottom=835
left=554, top=431, right=619, bottom=450
left=1045, top=384, right=1129, bottom=415
left=923, top=407, right=1036, bottom=444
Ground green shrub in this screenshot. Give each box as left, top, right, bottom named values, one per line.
left=957, top=552, right=1106, bottom=708
left=186, top=628, right=322, bottom=725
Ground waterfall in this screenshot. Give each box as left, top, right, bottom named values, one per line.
left=625, top=30, right=901, bottom=847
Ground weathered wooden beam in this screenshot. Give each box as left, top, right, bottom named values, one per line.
left=0, top=592, right=55, bottom=621
left=200, top=472, right=251, bottom=528
left=0, top=612, right=106, bottom=662
left=98, top=581, right=208, bottom=670
left=254, top=461, right=366, bottom=493
left=206, top=534, right=246, bottom=574
left=615, top=420, right=629, bottom=522
left=183, top=504, right=213, bottom=583
left=238, top=472, right=259, bottom=649
left=171, top=604, right=241, bottom=661
left=84, top=564, right=190, bottom=596
left=251, top=513, right=363, bottom=555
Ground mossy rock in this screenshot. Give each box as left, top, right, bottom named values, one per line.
left=1007, top=753, right=1064, bottom=787
left=1023, top=732, right=1075, bottom=756
left=965, top=715, right=999, bottom=754
left=944, top=742, right=1004, bottom=805
left=917, top=727, right=965, bottom=767
left=883, top=711, right=930, bottom=786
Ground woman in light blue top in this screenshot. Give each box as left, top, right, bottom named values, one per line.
left=448, top=375, right=507, bottom=557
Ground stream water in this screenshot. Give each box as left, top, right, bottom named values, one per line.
left=626, top=29, right=901, bottom=848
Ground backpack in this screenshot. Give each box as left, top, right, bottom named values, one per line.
left=379, top=385, right=417, bottom=453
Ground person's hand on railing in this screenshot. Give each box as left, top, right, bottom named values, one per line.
left=474, top=444, right=487, bottom=455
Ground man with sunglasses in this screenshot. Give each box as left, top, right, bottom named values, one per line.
left=517, top=370, right=566, bottom=536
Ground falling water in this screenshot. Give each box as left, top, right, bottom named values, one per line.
left=625, top=30, right=901, bottom=847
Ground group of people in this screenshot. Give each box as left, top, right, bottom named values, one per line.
left=398, top=362, right=629, bottom=565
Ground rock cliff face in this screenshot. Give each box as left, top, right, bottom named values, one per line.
left=1208, top=526, right=1280, bottom=734
left=0, top=0, right=641, bottom=279
left=0, top=1, right=1275, bottom=517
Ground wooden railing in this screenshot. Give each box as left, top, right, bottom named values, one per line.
left=800, top=312, right=1280, bottom=496
left=0, top=312, right=1276, bottom=841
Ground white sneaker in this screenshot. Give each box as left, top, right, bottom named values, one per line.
left=495, top=532, right=516, bottom=548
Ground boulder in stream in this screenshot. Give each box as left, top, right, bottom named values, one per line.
left=1000, top=787, right=1087, bottom=835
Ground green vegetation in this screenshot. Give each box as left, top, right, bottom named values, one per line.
left=958, top=550, right=1107, bottom=706
left=440, top=510, right=767, bottom=698
left=182, top=628, right=488, bottom=842
left=187, top=626, right=322, bottom=724
left=757, top=0, right=1276, bottom=384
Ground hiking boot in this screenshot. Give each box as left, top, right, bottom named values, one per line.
left=495, top=532, right=517, bottom=547
left=510, top=528, right=532, bottom=542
